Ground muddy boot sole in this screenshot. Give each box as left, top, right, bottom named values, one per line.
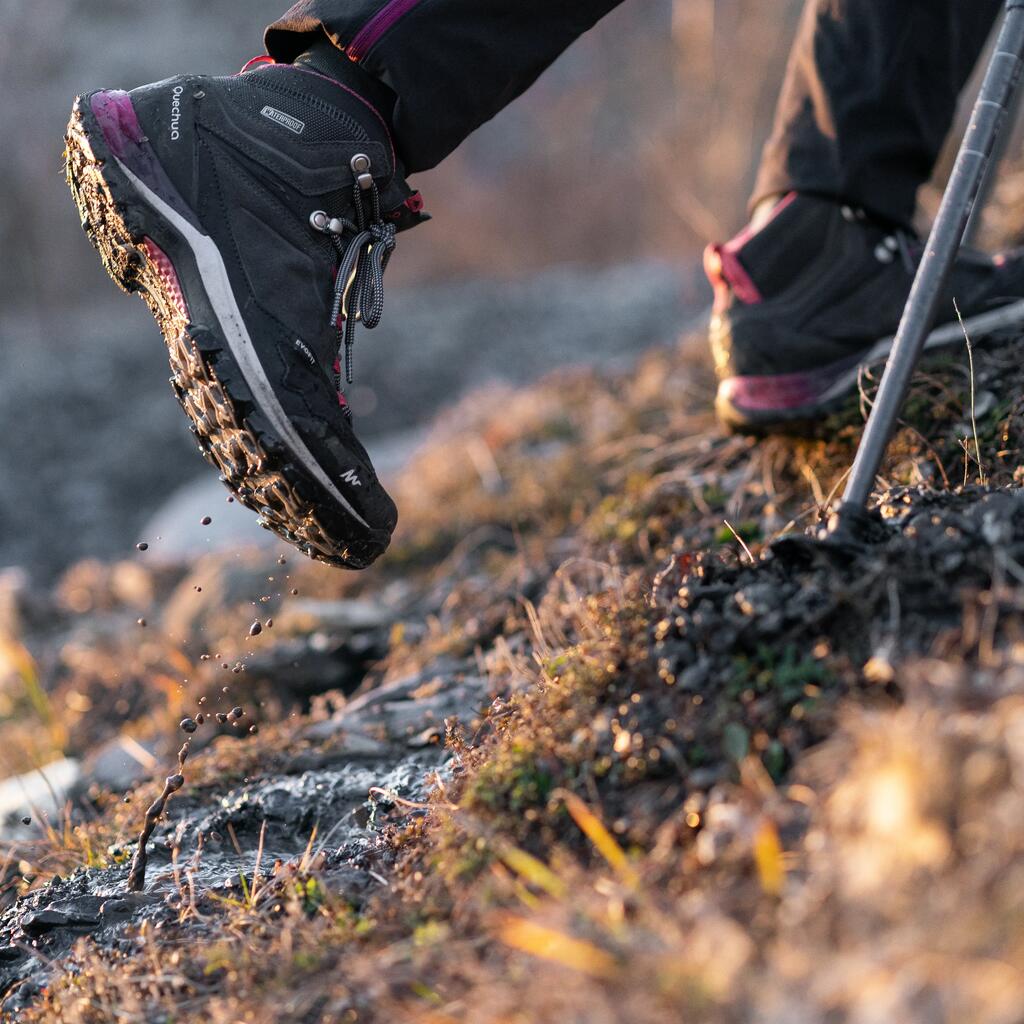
left=65, top=95, right=385, bottom=568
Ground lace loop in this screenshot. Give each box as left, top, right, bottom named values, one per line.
left=309, top=155, right=396, bottom=400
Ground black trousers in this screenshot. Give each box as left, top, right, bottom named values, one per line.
left=266, top=0, right=1003, bottom=227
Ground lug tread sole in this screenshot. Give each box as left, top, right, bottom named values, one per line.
left=65, top=98, right=371, bottom=569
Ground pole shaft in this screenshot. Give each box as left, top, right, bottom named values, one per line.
left=839, top=1, right=1024, bottom=515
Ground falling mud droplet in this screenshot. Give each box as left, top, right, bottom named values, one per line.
left=230, top=706, right=244, bottom=719
left=179, top=718, right=197, bottom=734
left=216, top=712, right=228, bottom=724
left=248, top=725, right=259, bottom=735
left=21, top=816, right=31, bottom=826
left=136, top=542, right=149, bottom=552
left=137, top=618, right=146, bottom=627
left=290, top=589, right=299, bottom=596
left=249, top=620, right=262, bottom=637
left=265, top=618, right=273, bottom=629
left=200, top=515, right=212, bottom=526
left=195, top=713, right=205, bottom=725
left=278, top=556, right=287, bottom=565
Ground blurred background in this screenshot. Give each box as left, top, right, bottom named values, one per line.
left=4, top=0, right=1019, bottom=581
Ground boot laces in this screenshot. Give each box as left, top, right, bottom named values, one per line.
left=309, top=154, right=396, bottom=404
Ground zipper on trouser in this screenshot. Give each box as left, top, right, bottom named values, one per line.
left=346, top=0, right=423, bottom=61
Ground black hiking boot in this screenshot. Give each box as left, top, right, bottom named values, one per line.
left=65, top=51, right=427, bottom=568
left=706, top=192, right=1024, bottom=432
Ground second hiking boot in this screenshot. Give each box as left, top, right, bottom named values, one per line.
left=706, top=192, right=1024, bottom=432
left=65, top=56, right=427, bottom=568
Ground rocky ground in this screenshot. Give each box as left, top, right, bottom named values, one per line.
left=2, top=326, right=1024, bottom=1022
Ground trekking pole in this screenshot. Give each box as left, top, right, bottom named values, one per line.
left=830, top=0, right=1024, bottom=539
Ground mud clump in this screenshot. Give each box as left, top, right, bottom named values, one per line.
left=248, top=620, right=263, bottom=637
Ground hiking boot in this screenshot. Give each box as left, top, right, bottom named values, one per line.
left=706, top=192, right=1024, bottom=432
left=65, top=51, right=426, bottom=568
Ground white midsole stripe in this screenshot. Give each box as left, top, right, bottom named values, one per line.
left=111, top=155, right=370, bottom=531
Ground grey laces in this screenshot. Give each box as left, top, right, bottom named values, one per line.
left=309, top=153, right=396, bottom=397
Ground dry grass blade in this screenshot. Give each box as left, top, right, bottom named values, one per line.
left=497, top=915, right=618, bottom=979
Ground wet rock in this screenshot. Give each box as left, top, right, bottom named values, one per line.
left=243, top=635, right=386, bottom=700
left=275, top=598, right=395, bottom=634
left=0, top=758, right=80, bottom=837
left=80, top=737, right=156, bottom=795
left=186, top=755, right=441, bottom=843
left=308, top=666, right=490, bottom=745
left=21, top=909, right=71, bottom=934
